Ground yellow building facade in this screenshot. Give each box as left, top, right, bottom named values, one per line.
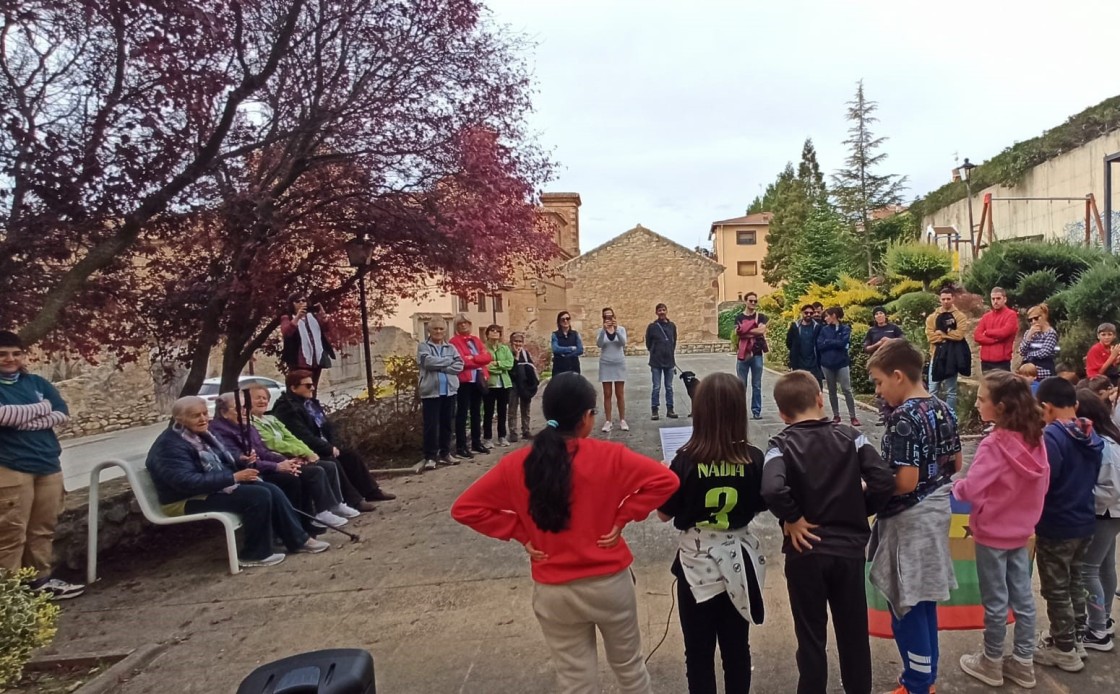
left=709, top=212, right=775, bottom=302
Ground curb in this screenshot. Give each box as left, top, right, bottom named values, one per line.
left=30, top=642, right=172, bottom=694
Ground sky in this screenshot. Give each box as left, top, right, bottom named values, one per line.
left=484, top=0, right=1120, bottom=253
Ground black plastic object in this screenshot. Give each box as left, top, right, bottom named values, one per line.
left=237, top=649, right=375, bottom=694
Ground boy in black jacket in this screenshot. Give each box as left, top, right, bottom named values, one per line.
left=507, top=332, right=539, bottom=442
left=762, top=370, right=895, bottom=694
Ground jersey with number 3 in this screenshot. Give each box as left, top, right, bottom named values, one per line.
left=659, top=446, right=767, bottom=531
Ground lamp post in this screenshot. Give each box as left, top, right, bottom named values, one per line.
left=345, top=236, right=376, bottom=394
left=960, top=158, right=978, bottom=257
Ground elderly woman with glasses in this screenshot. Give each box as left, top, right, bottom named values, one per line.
left=1020, top=303, right=1060, bottom=379
left=146, top=396, right=329, bottom=568
left=551, top=311, right=584, bottom=376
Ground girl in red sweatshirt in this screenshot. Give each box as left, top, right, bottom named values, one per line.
left=952, top=370, right=1049, bottom=688
left=451, top=373, right=679, bottom=694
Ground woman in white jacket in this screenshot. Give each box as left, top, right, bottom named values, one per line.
left=1076, top=389, right=1120, bottom=648
left=596, top=307, right=628, bottom=432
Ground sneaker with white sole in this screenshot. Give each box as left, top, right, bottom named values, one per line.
left=497, top=437, right=510, bottom=447
left=333, top=504, right=360, bottom=519
left=1034, top=635, right=1083, bottom=672
left=1107, top=617, right=1116, bottom=635
left=1081, top=628, right=1114, bottom=652
left=314, top=510, right=348, bottom=527
left=297, top=538, right=330, bottom=554
left=619, top=419, right=629, bottom=431
left=423, top=459, right=437, bottom=470
left=1002, top=656, right=1036, bottom=689
left=240, top=553, right=285, bottom=568
left=31, top=577, right=85, bottom=600
left=483, top=438, right=493, bottom=449
left=602, top=421, right=613, bottom=433
left=959, top=652, right=1003, bottom=686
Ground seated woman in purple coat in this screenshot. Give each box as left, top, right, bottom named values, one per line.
left=209, top=392, right=357, bottom=531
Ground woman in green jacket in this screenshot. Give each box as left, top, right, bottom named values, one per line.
left=483, top=324, right=515, bottom=447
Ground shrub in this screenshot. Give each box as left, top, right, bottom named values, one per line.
left=962, top=240, right=1103, bottom=300
left=758, top=293, right=783, bottom=315
left=767, top=326, right=790, bottom=371
left=886, top=278, right=923, bottom=299
left=848, top=323, right=873, bottom=394
left=1058, top=322, right=1097, bottom=377
left=952, top=292, right=988, bottom=320
left=885, top=243, right=953, bottom=291
left=889, top=291, right=939, bottom=328
left=718, top=305, right=744, bottom=340
left=845, top=305, right=873, bottom=326
left=1060, top=261, right=1120, bottom=328
left=1013, top=268, right=1062, bottom=309
left=0, top=569, right=60, bottom=687
left=331, top=356, right=423, bottom=466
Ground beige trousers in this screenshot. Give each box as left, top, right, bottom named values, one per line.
left=532, top=569, right=652, bottom=694
left=0, top=467, right=64, bottom=577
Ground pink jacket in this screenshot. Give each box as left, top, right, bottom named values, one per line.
left=450, top=334, right=492, bottom=384
left=952, top=429, right=1050, bottom=549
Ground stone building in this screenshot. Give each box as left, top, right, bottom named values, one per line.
left=560, top=224, right=724, bottom=352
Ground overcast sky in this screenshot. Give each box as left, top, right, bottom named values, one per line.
left=485, top=0, right=1120, bottom=253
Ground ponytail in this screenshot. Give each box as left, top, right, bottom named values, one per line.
left=523, top=373, right=597, bottom=533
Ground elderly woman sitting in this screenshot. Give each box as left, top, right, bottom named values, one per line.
left=145, top=396, right=329, bottom=568
left=209, top=392, right=355, bottom=529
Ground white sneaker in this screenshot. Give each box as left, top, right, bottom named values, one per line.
left=423, top=459, right=437, bottom=470
left=314, top=510, right=348, bottom=527
left=333, top=504, right=360, bottom=519
left=240, top=553, right=285, bottom=568
left=601, top=421, right=613, bottom=433
left=497, top=437, right=510, bottom=447
left=297, top=538, right=330, bottom=554
left=31, top=578, right=85, bottom=600
left=483, top=438, right=493, bottom=448
left=619, top=419, right=629, bottom=431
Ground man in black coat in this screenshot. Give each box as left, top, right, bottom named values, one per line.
left=272, top=370, right=396, bottom=510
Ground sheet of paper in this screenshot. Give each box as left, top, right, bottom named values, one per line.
left=659, top=426, right=693, bottom=465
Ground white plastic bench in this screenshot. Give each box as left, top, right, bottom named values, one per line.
left=87, top=458, right=244, bottom=583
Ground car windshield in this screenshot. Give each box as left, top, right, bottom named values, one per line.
left=198, top=384, right=219, bottom=396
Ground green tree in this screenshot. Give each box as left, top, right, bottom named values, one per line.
left=784, top=208, right=854, bottom=300
left=798, top=138, right=827, bottom=205
left=831, top=80, right=908, bottom=277
left=759, top=164, right=804, bottom=285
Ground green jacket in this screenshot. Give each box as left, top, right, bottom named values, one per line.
left=252, top=414, right=315, bottom=458
left=486, top=342, right=514, bottom=389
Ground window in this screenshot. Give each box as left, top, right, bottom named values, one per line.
left=457, top=295, right=469, bottom=312
left=493, top=293, right=503, bottom=313
left=737, top=261, right=758, bottom=276
left=736, top=229, right=756, bottom=245
left=476, top=292, right=486, bottom=312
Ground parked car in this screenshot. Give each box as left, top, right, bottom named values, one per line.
left=198, top=376, right=283, bottom=417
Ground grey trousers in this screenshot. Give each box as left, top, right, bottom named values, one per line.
left=975, top=542, right=1036, bottom=660
left=1081, top=517, right=1120, bottom=633
left=822, top=366, right=857, bottom=420
left=508, top=394, right=532, bottom=437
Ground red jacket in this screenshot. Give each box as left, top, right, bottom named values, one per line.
left=449, top=334, right=492, bottom=384
left=973, top=307, right=1019, bottom=363
left=1086, top=342, right=1118, bottom=378
left=451, top=438, right=679, bottom=584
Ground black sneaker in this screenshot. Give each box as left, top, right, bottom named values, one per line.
left=472, top=443, right=491, bottom=454
left=456, top=447, right=474, bottom=459
left=1082, top=629, right=1114, bottom=652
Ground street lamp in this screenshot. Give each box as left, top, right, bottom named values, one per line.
left=345, top=235, right=376, bottom=395
left=960, top=158, right=978, bottom=257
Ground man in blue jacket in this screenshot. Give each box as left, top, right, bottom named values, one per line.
left=1033, top=377, right=1103, bottom=671
left=0, top=331, right=85, bottom=599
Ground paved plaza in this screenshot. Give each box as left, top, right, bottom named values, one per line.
left=47, top=354, right=1117, bottom=692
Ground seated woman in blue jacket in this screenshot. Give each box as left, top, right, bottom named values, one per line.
left=816, top=306, right=861, bottom=427
left=145, top=396, right=329, bottom=568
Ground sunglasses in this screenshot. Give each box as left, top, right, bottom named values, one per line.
left=298, top=381, right=314, bottom=387
left=560, top=316, right=571, bottom=322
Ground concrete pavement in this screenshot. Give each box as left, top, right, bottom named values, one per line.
left=45, top=353, right=1116, bottom=692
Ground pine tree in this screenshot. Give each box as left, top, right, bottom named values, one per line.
left=797, top=138, right=827, bottom=205
left=831, top=80, right=908, bottom=277
left=784, top=207, right=855, bottom=301
left=759, top=163, right=807, bottom=286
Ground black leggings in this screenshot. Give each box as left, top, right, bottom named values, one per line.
left=456, top=382, right=484, bottom=449
left=677, top=579, right=752, bottom=694
left=483, top=387, right=509, bottom=439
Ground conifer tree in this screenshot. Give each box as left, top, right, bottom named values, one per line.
left=831, top=80, right=908, bottom=277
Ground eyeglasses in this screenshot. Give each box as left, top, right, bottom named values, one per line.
left=298, top=381, right=314, bottom=387
left=747, top=299, right=758, bottom=304
left=1029, top=316, right=1041, bottom=322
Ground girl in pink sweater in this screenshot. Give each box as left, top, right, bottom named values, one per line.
left=953, top=370, right=1050, bottom=688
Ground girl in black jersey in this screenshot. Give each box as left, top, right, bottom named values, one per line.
left=658, top=372, right=768, bottom=694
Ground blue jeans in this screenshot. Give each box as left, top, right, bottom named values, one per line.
left=1081, top=517, right=1120, bottom=634
left=927, top=362, right=958, bottom=414
left=975, top=543, right=1036, bottom=660
left=651, top=367, right=674, bottom=410
left=736, top=355, right=764, bottom=417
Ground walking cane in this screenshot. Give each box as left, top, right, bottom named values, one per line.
left=234, top=389, right=360, bottom=543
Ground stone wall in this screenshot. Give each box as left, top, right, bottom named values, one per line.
left=582, top=341, right=735, bottom=357
left=41, top=353, right=166, bottom=439
left=562, top=224, right=724, bottom=345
